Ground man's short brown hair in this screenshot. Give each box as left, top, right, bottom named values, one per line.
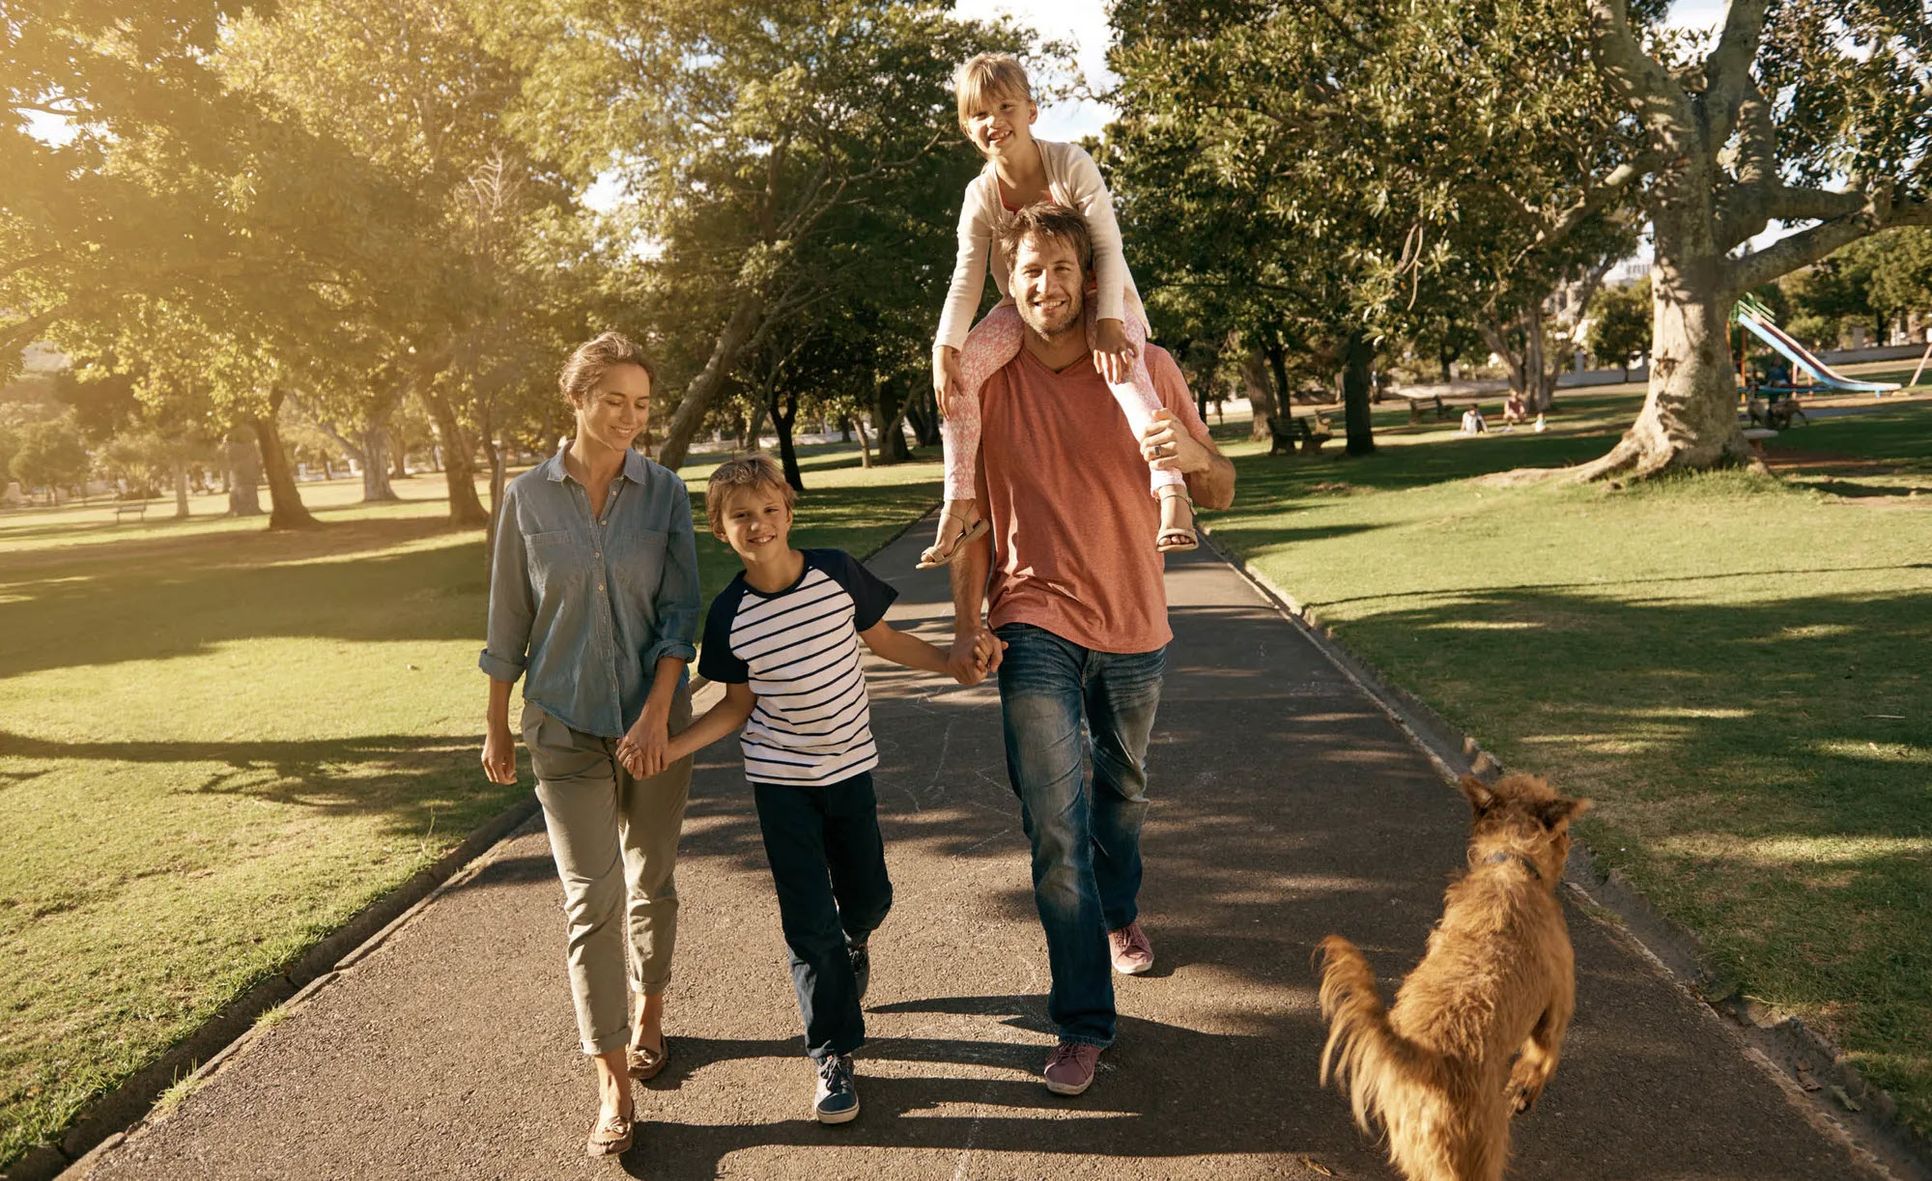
left=704, top=453, right=796, bottom=536
left=995, top=202, right=1093, bottom=280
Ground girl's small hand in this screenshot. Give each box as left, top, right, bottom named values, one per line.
left=933, top=346, right=964, bottom=417
left=1091, top=318, right=1135, bottom=385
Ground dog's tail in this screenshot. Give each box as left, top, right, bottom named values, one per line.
left=1316, top=934, right=1445, bottom=1137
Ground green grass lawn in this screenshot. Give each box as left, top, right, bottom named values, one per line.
left=0, top=449, right=941, bottom=1169
left=1205, top=385, right=1932, bottom=1133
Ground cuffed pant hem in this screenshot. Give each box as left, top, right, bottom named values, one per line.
left=1055, top=1033, right=1114, bottom=1049
left=584, top=1031, right=631, bottom=1057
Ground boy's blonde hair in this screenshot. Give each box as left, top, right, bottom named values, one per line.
left=705, top=453, right=796, bottom=536
left=954, top=52, right=1032, bottom=138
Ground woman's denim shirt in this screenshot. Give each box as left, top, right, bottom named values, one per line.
left=480, top=447, right=700, bottom=738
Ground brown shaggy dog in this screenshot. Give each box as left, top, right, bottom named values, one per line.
left=1317, top=773, right=1591, bottom=1181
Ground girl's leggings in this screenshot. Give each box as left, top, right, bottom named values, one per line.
left=940, top=299, right=1182, bottom=502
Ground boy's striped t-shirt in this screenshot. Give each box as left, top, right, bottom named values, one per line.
left=696, top=549, right=898, bottom=786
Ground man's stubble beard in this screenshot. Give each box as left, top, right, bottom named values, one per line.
left=1018, top=285, right=1084, bottom=347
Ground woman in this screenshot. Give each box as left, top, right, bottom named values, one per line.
left=479, top=331, right=700, bottom=1157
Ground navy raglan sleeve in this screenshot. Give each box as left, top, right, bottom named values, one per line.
left=820, top=549, right=898, bottom=630
left=696, top=587, right=750, bottom=684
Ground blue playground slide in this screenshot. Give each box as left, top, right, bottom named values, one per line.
left=1736, top=310, right=1900, bottom=393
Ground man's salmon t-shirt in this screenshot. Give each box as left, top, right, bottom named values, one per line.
left=973, top=343, right=1214, bottom=654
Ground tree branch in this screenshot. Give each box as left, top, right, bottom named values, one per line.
left=1701, top=0, right=1769, bottom=146
left=1728, top=198, right=1932, bottom=292
left=1532, top=155, right=1655, bottom=252
left=1587, top=0, right=1695, bottom=136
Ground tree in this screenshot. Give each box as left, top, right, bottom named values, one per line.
left=479, top=0, right=1021, bottom=470
left=1790, top=229, right=1932, bottom=349
left=10, top=416, right=89, bottom=504
left=221, top=0, right=584, bottom=527
left=1590, top=277, right=1652, bottom=380
left=1108, top=0, right=1639, bottom=454
left=1568, top=0, right=1932, bottom=478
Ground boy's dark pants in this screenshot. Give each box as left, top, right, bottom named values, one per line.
left=753, top=770, right=894, bottom=1062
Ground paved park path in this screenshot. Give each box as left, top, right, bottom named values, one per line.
left=71, top=526, right=1888, bottom=1180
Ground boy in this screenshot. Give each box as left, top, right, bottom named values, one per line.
left=659, top=455, right=988, bottom=1123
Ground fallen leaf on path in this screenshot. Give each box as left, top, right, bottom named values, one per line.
left=1302, top=1157, right=1335, bottom=1177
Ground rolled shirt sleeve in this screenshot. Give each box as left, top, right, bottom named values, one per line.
left=644, top=486, right=701, bottom=669
left=478, top=483, right=533, bottom=683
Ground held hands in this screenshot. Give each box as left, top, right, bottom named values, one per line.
left=481, top=722, right=518, bottom=785
left=1140, top=408, right=1207, bottom=474
left=948, top=627, right=1005, bottom=687
left=617, top=709, right=671, bottom=779
left=1091, top=317, right=1136, bottom=385
left=933, top=345, right=964, bottom=418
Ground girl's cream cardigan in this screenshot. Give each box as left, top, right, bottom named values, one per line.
left=934, top=138, right=1149, bottom=352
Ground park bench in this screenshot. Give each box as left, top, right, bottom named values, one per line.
left=1268, top=413, right=1334, bottom=456
left=112, top=500, right=149, bottom=524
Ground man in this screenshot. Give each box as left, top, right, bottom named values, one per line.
left=945, top=203, right=1236, bottom=1097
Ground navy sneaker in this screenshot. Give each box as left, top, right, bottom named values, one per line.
left=848, top=939, right=871, bottom=1002
left=814, top=1053, right=860, bottom=1124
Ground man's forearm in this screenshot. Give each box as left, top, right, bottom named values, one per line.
left=949, top=531, right=992, bottom=634
left=1186, top=450, right=1236, bottom=511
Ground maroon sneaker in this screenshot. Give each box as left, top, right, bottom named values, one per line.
left=1043, top=1041, right=1103, bottom=1096
left=1108, top=921, right=1154, bottom=976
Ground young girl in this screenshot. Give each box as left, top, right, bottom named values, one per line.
left=918, top=52, right=1195, bottom=570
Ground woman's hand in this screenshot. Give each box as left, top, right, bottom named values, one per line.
left=932, top=345, right=963, bottom=417
left=1091, top=317, right=1135, bottom=385
left=481, top=721, right=518, bottom=785
left=617, top=709, right=672, bottom=779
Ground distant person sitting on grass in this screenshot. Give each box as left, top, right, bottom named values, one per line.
left=1459, top=405, right=1488, bottom=435
left=663, top=454, right=994, bottom=1126
left=479, top=331, right=701, bottom=1159
left=1502, top=391, right=1527, bottom=428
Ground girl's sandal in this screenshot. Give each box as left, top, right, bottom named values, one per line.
left=1156, top=491, right=1199, bottom=554
left=586, top=1103, right=635, bottom=1157
left=916, top=512, right=990, bottom=570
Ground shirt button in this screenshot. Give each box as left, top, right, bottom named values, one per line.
left=597, top=582, right=606, bottom=592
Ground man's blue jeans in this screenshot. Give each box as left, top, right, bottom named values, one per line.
left=995, top=622, right=1166, bottom=1047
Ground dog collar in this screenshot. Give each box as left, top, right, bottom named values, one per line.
left=1485, top=851, right=1543, bottom=881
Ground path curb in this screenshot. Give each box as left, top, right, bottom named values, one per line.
left=1195, top=524, right=1930, bottom=1181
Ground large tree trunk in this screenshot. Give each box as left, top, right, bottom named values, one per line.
left=419, top=385, right=489, bottom=527
left=1576, top=202, right=1751, bottom=480
left=656, top=292, right=764, bottom=470
left=1240, top=345, right=1277, bottom=442
left=904, top=383, right=941, bottom=447
left=853, top=412, right=873, bottom=468
left=769, top=388, right=803, bottom=491
left=357, top=423, right=398, bottom=502
left=226, top=431, right=263, bottom=517
left=172, top=460, right=190, bottom=519
left=253, top=395, right=317, bottom=530
left=740, top=402, right=769, bottom=452
left=869, top=373, right=913, bottom=464
left=1340, top=330, right=1376, bottom=456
